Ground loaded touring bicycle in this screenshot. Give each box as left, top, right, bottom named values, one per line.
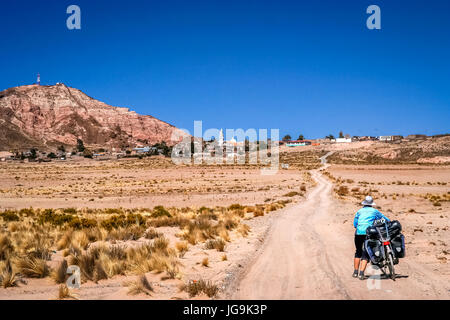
left=364, top=219, right=405, bottom=280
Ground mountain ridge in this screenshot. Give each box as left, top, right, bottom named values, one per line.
left=0, top=83, right=186, bottom=151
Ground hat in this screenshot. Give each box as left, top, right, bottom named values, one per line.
left=361, top=195, right=376, bottom=206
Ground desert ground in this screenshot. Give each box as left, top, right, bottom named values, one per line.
left=0, top=140, right=449, bottom=300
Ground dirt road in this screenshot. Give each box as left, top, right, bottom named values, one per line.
left=232, top=153, right=449, bottom=299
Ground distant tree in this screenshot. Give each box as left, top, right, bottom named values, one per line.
left=282, top=135, right=292, bottom=141
left=29, top=148, right=37, bottom=159
left=298, top=134, right=304, bottom=141
left=57, top=145, right=66, bottom=153
left=245, top=138, right=250, bottom=152
left=83, top=149, right=93, bottom=158
left=152, top=141, right=171, bottom=157
left=339, top=131, right=344, bottom=138
left=76, top=139, right=85, bottom=152
left=326, top=134, right=335, bottom=140
left=47, top=152, right=57, bottom=159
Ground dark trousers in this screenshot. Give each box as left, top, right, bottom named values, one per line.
left=354, top=234, right=369, bottom=261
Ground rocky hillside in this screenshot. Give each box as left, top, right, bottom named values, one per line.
left=0, top=84, right=187, bottom=150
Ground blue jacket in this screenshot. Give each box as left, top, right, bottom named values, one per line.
left=354, top=206, right=390, bottom=235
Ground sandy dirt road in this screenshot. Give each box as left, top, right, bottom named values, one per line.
left=232, top=153, right=449, bottom=299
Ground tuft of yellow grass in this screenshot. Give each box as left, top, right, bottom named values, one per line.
left=175, top=241, right=189, bottom=258
left=15, top=256, right=49, bottom=278
left=51, top=259, right=68, bottom=284
left=126, top=275, right=153, bottom=296
left=57, top=284, right=78, bottom=300
left=0, top=260, right=21, bottom=288
left=181, top=279, right=219, bottom=298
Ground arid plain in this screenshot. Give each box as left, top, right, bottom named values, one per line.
left=0, top=139, right=449, bottom=299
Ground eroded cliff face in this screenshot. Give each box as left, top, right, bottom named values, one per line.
left=0, top=84, right=186, bottom=150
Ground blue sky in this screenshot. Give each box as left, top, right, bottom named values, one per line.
left=0, top=0, right=449, bottom=139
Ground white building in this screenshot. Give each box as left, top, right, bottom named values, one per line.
left=335, top=138, right=352, bottom=143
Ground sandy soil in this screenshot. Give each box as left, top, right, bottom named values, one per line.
left=1, top=151, right=448, bottom=300
left=0, top=157, right=311, bottom=209
left=229, top=154, right=449, bottom=299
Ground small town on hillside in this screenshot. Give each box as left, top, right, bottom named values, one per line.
left=0, top=130, right=445, bottom=163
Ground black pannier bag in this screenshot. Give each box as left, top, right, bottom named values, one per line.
left=391, top=234, right=406, bottom=258
left=366, top=226, right=378, bottom=239
left=388, top=220, right=402, bottom=238
left=365, top=239, right=384, bottom=264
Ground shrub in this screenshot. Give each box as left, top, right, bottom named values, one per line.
left=68, top=217, right=98, bottom=230
left=228, top=204, right=243, bottom=210
left=143, top=228, right=162, bottom=239
left=57, top=284, right=77, bottom=300
left=52, top=260, right=68, bottom=284
left=37, top=209, right=75, bottom=227
left=0, top=261, right=21, bottom=288
left=175, top=242, right=189, bottom=258
left=283, top=191, right=300, bottom=197
left=127, top=275, right=153, bottom=296
left=15, top=256, right=49, bottom=278
left=336, top=186, right=349, bottom=196
left=151, top=206, right=171, bottom=218
left=101, top=214, right=145, bottom=230
left=253, top=208, right=264, bottom=217
left=19, top=208, right=35, bottom=216
left=238, top=224, right=250, bottom=237
left=107, top=225, right=145, bottom=241
left=69, top=251, right=96, bottom=282
left=62, top=208, right=77, bottom=215
left=104, top=208, right=124, bottom=215
left=0, top=210, right=20, bottom=222
left=205, top=239, right=226, bottom=252
left=0, top=235, right=14, bottom=260
left=182, top=279, right=219, bottom=298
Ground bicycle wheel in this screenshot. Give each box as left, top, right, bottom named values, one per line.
left=387, top=253, right=396, bottom=280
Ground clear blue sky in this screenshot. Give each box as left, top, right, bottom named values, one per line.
left=1, top=0, right=449, bottom=139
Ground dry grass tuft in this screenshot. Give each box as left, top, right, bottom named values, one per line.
left=0, top=235, right=14, bottom=260
left=127, top=275, right=153, bottom=296
left=175, top=241, right=189, bottom=258
left=15, top=256, right=49, bottom=278
left=57, top=284, right=78, bottom=300
left=205, top=238, right=226, bottom=252
left=181, top=279, right=219, bottom=298
left=237, top=224, right=250, bottom=237
left=0, top=260, right=21, bottom=288
left=52, top=259, right=68, bottom=284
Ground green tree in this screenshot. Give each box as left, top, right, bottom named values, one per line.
left=76, top=139, right=85, bottom=152
left=339, top=131, right=344, bottom=138
left=57, top=145, right=66, bottom=153
left=326, top=134, right=335, bottom=140
left=83, top=149, right=93, bottom=158
left=29, top=148, right=37, bottom=159
left=298, top=134, right=304, bottom=141
left=282, top=135, right=292, bottom=141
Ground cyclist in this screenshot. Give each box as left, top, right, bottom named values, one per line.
left=353, top=195, right=390, bottom=280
